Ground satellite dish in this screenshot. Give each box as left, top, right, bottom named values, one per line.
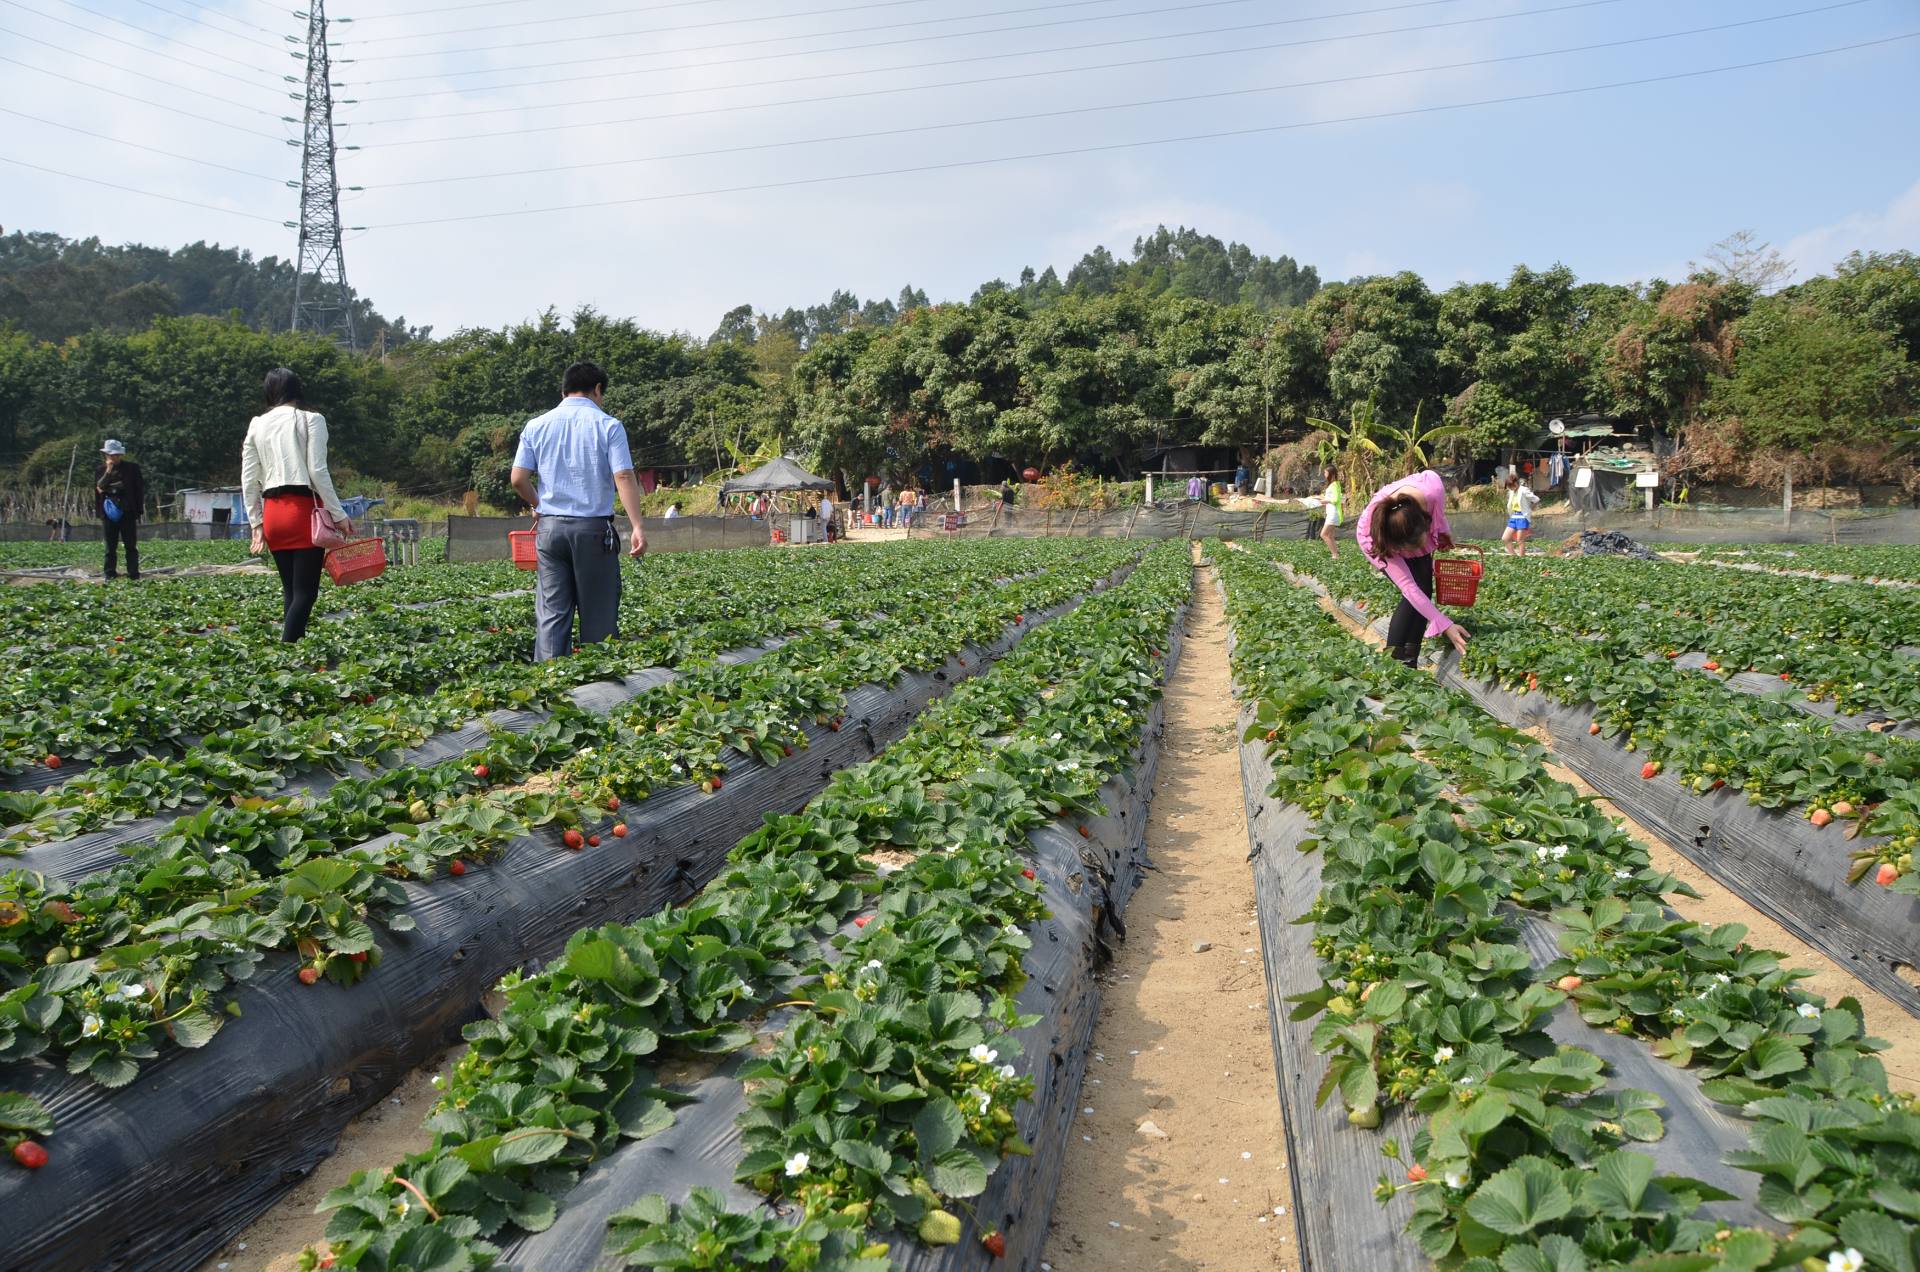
left=1548, top=418, right=1567, bottom=436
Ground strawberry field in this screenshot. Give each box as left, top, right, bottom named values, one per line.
left=1217, top=538, right=1920, bottom=1272
left=0, top=537, right=1197, bottom=1271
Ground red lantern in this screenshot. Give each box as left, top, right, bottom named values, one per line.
left=865, top=475, right=880, bottom=487
left=1021, top=467, right=1040, bottom=483
left=1522, top=461, right=1535, bottom=475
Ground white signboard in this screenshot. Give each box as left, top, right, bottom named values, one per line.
left=1635, top=471, right=1660, bottom=489
left=1573, top=468, right=1594, bottom=490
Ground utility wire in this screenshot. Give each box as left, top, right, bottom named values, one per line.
left=343, top=0, right=1288, bottom=64
left=350, top=0, right=1634, bottom=136
left=128, top=0, right=290, bottom=44
left=0, top=155, right=287, bottom=223
left=343, top=0, right=730, bottom=21
left=0, top=25, right=288, bottom=113
left=0, top=56, right=288, bottom=138
left=0, top=0, right=287, bottom=94
left=347, top=0, right=1511, bottom=103
left=340, top=0, right=1154, bottom=50
left=356, top=33, right=1919, bottom=229
left=0, top=106, right=288, bottom=181
left=357, top=2, right=1872, bottom=190
left=12, top=0, right=281, bottom=70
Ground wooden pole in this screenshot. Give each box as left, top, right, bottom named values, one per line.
left=59, top=444, right=78, bottom=542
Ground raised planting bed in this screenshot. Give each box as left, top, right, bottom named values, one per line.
left=292, top=544, right=1193, bottom=1272
left=0, top=552, right=1143, bottom=1272
left=1213, top=544, right=1917, bottom=1272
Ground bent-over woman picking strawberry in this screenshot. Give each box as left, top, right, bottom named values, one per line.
left=1356, top=468, right=1471, bottom=668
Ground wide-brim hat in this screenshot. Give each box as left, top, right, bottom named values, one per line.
left=101, top=439, right=126, bottom=455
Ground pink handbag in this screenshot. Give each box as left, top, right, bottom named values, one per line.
left=295, top=410, right=351, bottom=548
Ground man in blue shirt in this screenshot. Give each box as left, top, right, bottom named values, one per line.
left=510, top=362, right=648, bottom=661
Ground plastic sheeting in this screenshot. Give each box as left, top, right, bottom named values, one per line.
left=1234, top=706, right=1770, bottom=1272
left=0, top=576, right=1137, bottom=1272
left=1429, top=659, right=1920, bottom=1021
left=496, top=610, right=1186, bottom=1272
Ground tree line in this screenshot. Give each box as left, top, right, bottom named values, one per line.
left=0, top=225, right=1913, bottom=511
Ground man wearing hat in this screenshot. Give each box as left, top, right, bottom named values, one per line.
left=95, top=439, right=144, bottom=581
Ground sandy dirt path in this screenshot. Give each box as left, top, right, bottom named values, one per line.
left=1044, top=554, right=1296, bottom=1272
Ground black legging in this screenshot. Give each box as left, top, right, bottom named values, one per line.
left=1384, top=553, right=1435, bottom=668
left=272, top=547, right=325, bottom=642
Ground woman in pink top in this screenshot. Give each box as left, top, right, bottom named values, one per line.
left=1355, top=469, right=1471, bottom=667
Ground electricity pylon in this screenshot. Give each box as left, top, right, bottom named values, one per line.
left=289, top=0, right=356, bottom=350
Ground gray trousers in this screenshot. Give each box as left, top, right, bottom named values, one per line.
left=534, top=515, right=622, bottom=662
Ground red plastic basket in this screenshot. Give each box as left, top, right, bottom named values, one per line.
left=324, top=537, right=387, bottom=586
left=509, top=529, right=538, bottom=570
left=1433, top=546, right=1484, bottom=607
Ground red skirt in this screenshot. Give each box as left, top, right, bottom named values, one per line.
left=262, top=492, right=317, bottom=552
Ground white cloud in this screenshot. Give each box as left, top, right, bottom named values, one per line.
left=1782, top=179, right=1920, bottom=278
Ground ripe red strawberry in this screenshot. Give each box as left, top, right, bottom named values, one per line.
left=1021, top=868, right=1036, bottom=880
left=782, top=745, right=794, bottom=757
left=711, top=776, right=724, bottom=791
left=473, top=764, right=490, bottom=779
left=563, top=829, right=585, bottom=850
left=349, top=951, right=368, bottom=963
left=1876, top=863, right=1900, bottom=886
left=363, top=694, right=376, bottom=705
left=611, top=823, right=628, bottom=838
left=981, top=1231, right=1006, bottom=1259
left=1407, top=1164, right=1428, bottom=1183
left=449, top=859, right=467, bottom=876
left=1703, top=660, right=1720, bottom=672
left=1640, top=762, right=1659, bottom=780
left=298, top=966, right=321, bottom=985
left=1015, top=614, right=1025, bottom=623
left=854, top=915, right=871, bottom=928
left=829, top=719, right=842, bottom=732
left=43, top=754, right=60, bottom=769
left=12, top=1140, right=48, bottom=1169
left=1588, top=722, right=1601, bottom=735
left=1077, top=825, right=1091, bottom=839
left=488, top=626, right=499, bottom=633
left=606, top=797, right=620, bottom=811
left=587, top=834, right=601, bottom=847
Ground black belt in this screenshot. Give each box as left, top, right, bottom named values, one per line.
left=264, top=485, right=314, bottom=499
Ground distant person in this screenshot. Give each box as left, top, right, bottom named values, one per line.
left=242, top=368, right=352, bottom=641
left=663, top=501, right=682, bottom=520
left=999, top=479, right=1016, bottom=507
left=95, top=439, right=145, bottom=581
left=509, top=361, right=647, bottom=662
left=1320, top=474, right=1344, bottom=558
left=1357, top=469, right=1469, bottom=669
left=45, top=518, right=61, bottom=543
left=818, top=492, right=837, bottom=543
left=898, top=486, right=917, bottom=530
left=1234, top=463, right=1250, bottom=495
left=1501, top=473, right=1541, bottom=556
left=1186, top=474, right=1206, bottom=502
left=880, top=484, right=897, bottom=527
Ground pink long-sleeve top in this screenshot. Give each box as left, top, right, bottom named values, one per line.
left=1354, top=469, right=1455, bottom=637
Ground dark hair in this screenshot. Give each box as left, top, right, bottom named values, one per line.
left=263, top=366, right=306, bottom=409
left=563, top=361, right=608, bottom=396
left=1369, top=491, right=1432, bottom=557
left=1504, top=472, right=1520, bottom=489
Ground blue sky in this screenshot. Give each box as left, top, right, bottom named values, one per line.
left=2, top=0, right=1916, bottom=336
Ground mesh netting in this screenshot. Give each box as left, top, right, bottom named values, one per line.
left=445, top=515, right=771, bottom=562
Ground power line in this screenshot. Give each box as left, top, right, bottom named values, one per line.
left=8, top=0, right=281, bottom=70
left=0, top=1, right=287, bottom=94
left=349, top=0, right=1632, bottom=138
left=0, top=154, right=286, bottom=223
left=356, top=33, right=1920, bottom=229
left=0, top=106, right=287, bottom=181
left=357, top=1, right=1872, bottom=191
left=126, top=0, right=290, bottom=45
left=0, top=25, right=288, bottom=113
left=0, top=55, right=288, bottom=137
left=342, top=0, right=1010, bottom=44
left=343, top=0, right=731, bottom=21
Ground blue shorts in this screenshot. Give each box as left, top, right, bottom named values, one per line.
left=1507, top=515, right=1532, bottom=531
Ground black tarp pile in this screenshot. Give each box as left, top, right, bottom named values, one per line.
left=1567, top=528, right=1656, bottom=559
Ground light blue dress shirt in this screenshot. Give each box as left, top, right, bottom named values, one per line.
left=512, top=396, right=635, bottom=519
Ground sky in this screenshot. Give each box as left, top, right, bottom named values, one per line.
left=2, top=0, right=1917, bottom=338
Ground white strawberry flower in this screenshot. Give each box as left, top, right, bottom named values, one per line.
left=969, top=1044, right=998, bottom=1064
left=1050, top=732, right=1063, bottom=742
left=1003, top=923, right=1020, bottom=935
left=864, top=959, right=883, bottom=972
left=1533, top=846, right=1550, bottom=861
left=213, top=845, right=232, bottom=855
left=785, top=1152, right=810, bottom=1177
left=119, top=983, right=144, bottom=1001
left=1614, top=868, right=1632, bottom=880
left=1797, top=1003, right=1822, bottom=1019
left=947, top=843, right=963, bottom=853
left=82, top=1013, right=102, bottom=1037
left=1549, top=845, right=1569, bottom=860
left=1443, top=1167, right=1469, bottom=1189
left=1714, top=974, right=1730, bottom=983
left=1434, top=1046, right=1455, bottom=1063
left=1456, top=1075, right=1475, bottom=1088
left=1828, top=1249, right=1865, bottom=1272
left=393, top=1198, right=410, bottom=1218
left=998, top=1064, right=1017, bottom=1080
left=966, top=1086, right=992, bottom=1113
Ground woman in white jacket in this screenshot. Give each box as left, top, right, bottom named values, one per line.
left=241, top=367, right=353, bottom=641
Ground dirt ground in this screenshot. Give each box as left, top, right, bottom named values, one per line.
left=1314, top=589, right=1920, bottom=1091
left=1045, top=554, right=1296, bottom=1271
left=194, top=1050, right=463, bottom=1272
